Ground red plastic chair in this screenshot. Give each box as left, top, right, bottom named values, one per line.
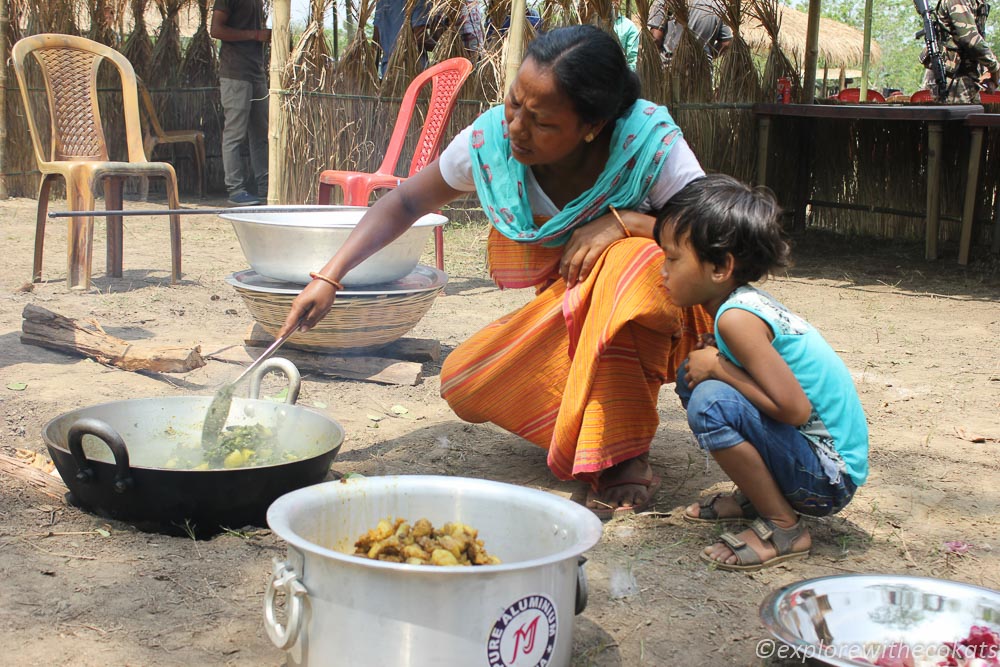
left=981, top=92, right=1000, bottom=104
left=910, top=89, right=935, bottom=103
left=835, top=87, right=887, bottom=103
left=317, top=57, right=474, bottom=271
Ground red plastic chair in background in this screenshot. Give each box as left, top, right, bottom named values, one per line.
left=910, top=89, right=935, bottom=103
left=317, top=57, right=474, bottom=271
left=835, top=87, right=887, bottom=103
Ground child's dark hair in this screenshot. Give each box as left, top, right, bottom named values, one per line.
left=654, top=174, right=791, bottom=284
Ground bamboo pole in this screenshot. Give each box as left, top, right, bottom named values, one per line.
left=860, top=0, right=873, bottom=100
left=802, top=0, right=821, bottom=103
left=268, top=0, right=291, bottom=205
left=0, top=0, right=8, bottom=200
left=504, top=0, right=528, bottom=94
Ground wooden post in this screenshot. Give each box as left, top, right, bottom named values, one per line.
left=925, top=121, right=944, bottom=260
left=860, top=0, right=874, bottom=100
left=802, top=0, right=822, bottom=103
left=504, top=0, right=528, bottom=94
left=958, top=127, right=984, bottom=265
left=267, top=0, right=291, bottom=205
left=0, top=0, right=8, bottom=200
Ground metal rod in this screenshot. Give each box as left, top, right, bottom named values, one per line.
left=48, top=205, right=355, bottom=218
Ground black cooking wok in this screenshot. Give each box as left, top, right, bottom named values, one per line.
left=42, top=359, right=344, bottom=536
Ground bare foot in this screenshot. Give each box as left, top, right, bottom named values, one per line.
left=585, top=454, right=655, bottom=512
left=703, top=519, right=811, bottom=568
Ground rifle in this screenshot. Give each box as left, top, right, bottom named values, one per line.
left=913, top=0, right=949, bottom=101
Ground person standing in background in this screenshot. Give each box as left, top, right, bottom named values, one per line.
left=373, top=0, right=432, bottom=76
left=647, top=0, right=672, bottom=66
left=613, top=8, right=641, bottom=70
left=211, top=0, right=270, bottom=206
left=919, top=0, right=998, bottom=102
left=457, top=0, right=486, bottom=63
left=659, top=0, right=732, bottom=65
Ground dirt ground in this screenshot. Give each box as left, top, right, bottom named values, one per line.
left=1, top=195, right=999, bottom=667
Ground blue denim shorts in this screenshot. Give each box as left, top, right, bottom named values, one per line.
left=675, top=366, right=856, bottom=517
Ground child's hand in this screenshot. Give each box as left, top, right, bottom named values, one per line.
left=685, top=347, right=720, bottom=388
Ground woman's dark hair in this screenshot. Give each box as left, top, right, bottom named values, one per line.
left=653, top=174, right=791, bottom=284
left=524, top=24, right=641, bottom=124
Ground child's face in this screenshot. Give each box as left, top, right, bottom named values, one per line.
left=659, top=227, right=715, bottom=308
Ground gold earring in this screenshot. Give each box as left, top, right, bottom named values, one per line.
left=584, top=133, right=594, bottom=143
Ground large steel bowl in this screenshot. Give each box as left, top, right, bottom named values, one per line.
left=220, top=205, right=447, bottom=286
left=759, top=574, right=1000, bottom=666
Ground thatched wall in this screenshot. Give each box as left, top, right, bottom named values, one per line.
left=2, top=0, right=996, bottom=254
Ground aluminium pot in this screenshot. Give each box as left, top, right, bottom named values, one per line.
left=264, top=475, right=604, bottom=667
left=219, top=205, right=447, bottom=286
left=42, top=359, right=344, bottom=535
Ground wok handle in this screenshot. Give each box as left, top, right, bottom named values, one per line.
left=264, top=558, right=308, bottom=650
left=247, top=358, right=301, bottom=405
left=67, top=418, right=134, bottom=494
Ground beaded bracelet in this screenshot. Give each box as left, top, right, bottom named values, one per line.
left=309, top=272, right=344, bottom=291
left=609, top=205, right=631, bottom=238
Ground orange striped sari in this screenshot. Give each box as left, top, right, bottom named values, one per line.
left=440, top=228, right=713, bottom=488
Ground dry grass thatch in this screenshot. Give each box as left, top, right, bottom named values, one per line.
left=122, top=0, right=154, bottom=80
left=750, top=0, right=802, bottom=102
left=740, top=2, right=881, bottom=70
left=149, top=0, right=185, bottom=86
left=712, top=0, right=760, bottom=182
left=180, top=0, right=218, bottom=86
left=634, top=0, right=667, bottom=101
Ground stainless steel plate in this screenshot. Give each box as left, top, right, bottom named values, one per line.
left=759, top=574, right=1000, bottom=667
left=225, top=265, right=448, bottom=296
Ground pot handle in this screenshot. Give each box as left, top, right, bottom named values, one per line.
left=67, top=418, right=134, bottom=494
left=264, top=558, right=308, bottom=650
left=575, top=556, right=589, bottom=615
left=247, top=357, right=301, bottom=405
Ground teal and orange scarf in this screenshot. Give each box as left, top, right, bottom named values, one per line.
left=469, top=99, right=683, bottom=247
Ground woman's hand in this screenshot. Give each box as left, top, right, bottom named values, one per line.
left=560, top=212, right=628, bottom=287
left=277, top=280, right=338, bottom=338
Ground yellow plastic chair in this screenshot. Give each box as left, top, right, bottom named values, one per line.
left=138, top=79, right=206, bottom=199
left=11, top=33, right=182, bottom=290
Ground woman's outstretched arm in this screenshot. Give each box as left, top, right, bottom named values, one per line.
left=277, top=162, right=463, bottom=336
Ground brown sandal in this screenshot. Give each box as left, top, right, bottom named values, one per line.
left=684, top=491, right=759, bottom=524
left=700, top=518, right=810, bottom=572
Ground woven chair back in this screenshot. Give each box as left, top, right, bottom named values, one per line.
left=11, top=34, right=147, bottom=167
left=380, top=57, right=475, bottom=178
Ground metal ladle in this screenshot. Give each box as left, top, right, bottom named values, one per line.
left=201, top=321, right=301, bottom=448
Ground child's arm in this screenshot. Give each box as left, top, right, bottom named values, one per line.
left=686, top=309, right=813, bottom=425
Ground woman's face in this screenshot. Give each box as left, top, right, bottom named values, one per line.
left=504, top=58, right=600, bottom=166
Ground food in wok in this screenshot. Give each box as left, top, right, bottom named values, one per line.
left=354, top=517, right=502, bottom=566
left=163, top=424, right=300, bottom=470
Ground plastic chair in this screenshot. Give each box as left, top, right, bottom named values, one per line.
left=317, top=57, right=474, bottom=271
left=981, top=92, right=1000, bottom=104
left=11, top=34, right=182, bottom=290
left=835, top=88, right=887, bottom=103
left=910, top=89, right=935, bottom=103
left=138, top=78, right=206, bottom=199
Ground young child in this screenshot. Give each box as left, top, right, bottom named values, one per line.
left=653, top=174, right=869, bottom=571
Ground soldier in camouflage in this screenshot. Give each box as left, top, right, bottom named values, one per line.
left=920, top=0, right=999, bottom=102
